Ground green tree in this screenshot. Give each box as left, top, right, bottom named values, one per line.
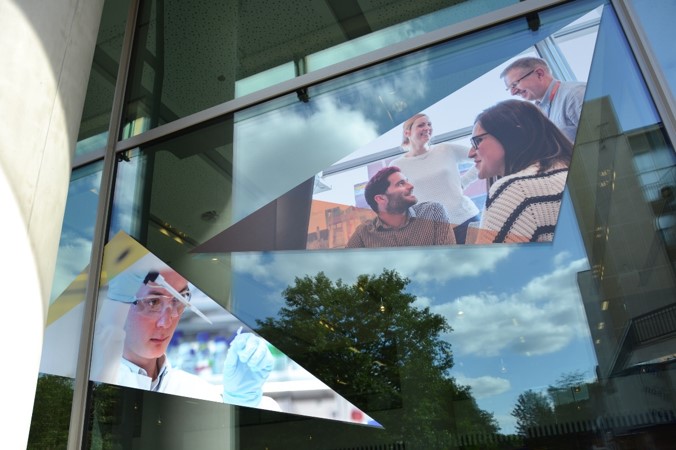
left=28, top=374, right=74, bottom=450
left=257, top=269, right=499, bottom=449
left=511, top=389, right=556, bottom=437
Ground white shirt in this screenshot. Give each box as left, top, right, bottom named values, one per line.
left=390, top=142, right=480, bottom=224
left=117, top=356, right=281, bottom=410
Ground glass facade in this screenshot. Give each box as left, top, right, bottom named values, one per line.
left=75, top=0, right=131, bottom=161
left=33, top=0, right=676, bottom=448
left=120, top=0, right=519, bottom=137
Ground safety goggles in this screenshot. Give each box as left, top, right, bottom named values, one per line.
left=133, top=290, right=191, bottom=318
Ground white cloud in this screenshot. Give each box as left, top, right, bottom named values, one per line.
left=50, top=233, right=93, bottom=302
left=233, top=98, right=380, bottom=220
left=413, top=295, right=432, bottom=309
left=454, top=373, right=511, bottom=399
left=433, top=256, right=591, bottom=357
left=233, top=245, right=514, bottom=289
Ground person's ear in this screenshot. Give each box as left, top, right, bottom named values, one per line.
left=374, top=194, right=387, bottom=209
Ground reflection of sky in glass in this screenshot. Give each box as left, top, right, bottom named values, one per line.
left=584, top=5, right=660, bottom=132
left=109, top=152, right=142, bottom=238
left=231, top=191, right=595, bottom=434
left=50, top=164, right=103, bottom=302
left=228, top=5, right=608, bottom=433
left=232, top=2, right=602, bottom=225
left=629, top=0, right=676, bottom=105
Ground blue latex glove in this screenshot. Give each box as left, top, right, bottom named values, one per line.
left=222, top=333, right=274, bottom=407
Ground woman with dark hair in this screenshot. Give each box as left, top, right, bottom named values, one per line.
left=467, top=99, right=573, bottom=243
left=389, top=113, right=480, bottom=244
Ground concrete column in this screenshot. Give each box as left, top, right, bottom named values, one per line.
left=0, top=0, right=104, bottom=447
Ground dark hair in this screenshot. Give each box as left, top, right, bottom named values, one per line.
left=474, top=100, right=573, bottom=175
left=365, top=166, right=401, bottom=212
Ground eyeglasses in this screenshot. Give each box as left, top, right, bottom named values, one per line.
left=470, top=132, right=490, bottom=149
left=505, top=69, right=535, bottom=91
left=133, top=291, right=191, bottom=318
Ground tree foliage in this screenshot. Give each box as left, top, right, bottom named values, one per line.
left=511, top=390, right=556, bottom=437
left=257, top=269, right=499, bottom=448
left=28, top=374, right=74, bottom=449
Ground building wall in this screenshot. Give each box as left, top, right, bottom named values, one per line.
left=0, top=0, right=104, bottom=447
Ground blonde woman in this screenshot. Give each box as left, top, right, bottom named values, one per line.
left=389, top=113, right=480, bottom=244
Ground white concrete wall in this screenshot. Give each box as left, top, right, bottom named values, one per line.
left=0, top=0, right=105, bottom=447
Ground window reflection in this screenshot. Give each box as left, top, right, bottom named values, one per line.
left=110, top=119, right=236, bottom=306
left=90, top=0, right=676, bottom=448
left=122, top=0, right=513, bottom=137
left=39, top=163, right=103, bottom=380
left=629, top=0, right=676, bottom=107
left=31, top=163, right=103, bottom=448
left=75, top=0, right=131, bottom=158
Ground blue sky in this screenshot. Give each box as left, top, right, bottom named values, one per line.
left=48, top=3, right=606, bottom=434
left=230, top=191, right=598, bottom=434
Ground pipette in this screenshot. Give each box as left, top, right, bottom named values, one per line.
left=145, top=272, right=212, bottom=324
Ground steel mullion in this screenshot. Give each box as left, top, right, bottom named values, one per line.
left=66, top=0, right=140, bottom=448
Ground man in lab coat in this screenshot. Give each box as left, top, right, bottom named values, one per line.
left=93, top=265, right=277, bottom=409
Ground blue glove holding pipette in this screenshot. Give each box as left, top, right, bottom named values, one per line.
left=222, top=328, right=274, bottom=407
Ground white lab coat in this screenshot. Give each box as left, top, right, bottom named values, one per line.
left=118, top=357, right=223, bottom=402
left=117, top=357, right=281, bottom=410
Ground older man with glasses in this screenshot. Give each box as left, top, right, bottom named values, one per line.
left=500, top=56, right=586, bottom=143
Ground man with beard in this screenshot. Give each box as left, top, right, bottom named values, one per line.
left=346, top=166, right=456, bottom=248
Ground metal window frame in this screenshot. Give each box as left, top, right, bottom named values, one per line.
left=73, top=0, right=676, bottom=448
left=611, top=0, right=676, bottom=150
left=66, top=1, right=140, bottom=448
left=71, top=0, right=575, bottom=171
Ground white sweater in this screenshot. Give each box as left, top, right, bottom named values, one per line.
left=390, top=143, right=479, bottom=224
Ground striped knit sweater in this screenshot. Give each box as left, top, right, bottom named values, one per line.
left=476, top=163, right=568, bottom=244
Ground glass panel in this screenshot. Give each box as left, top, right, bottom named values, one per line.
left=628, top=0, right=676, bottom=106
left=121, top=0, right=518, bottom=137
left=91, top=2, right=667, bottom=449
left=566, top=4, right=676, bottom=448
left=110, top=119, right=235, bottom=300
left=75, top=0, right=131, bottom=158
left=38, top=162, right=103, bottom=377
left=306, top=0, right=520, bottom=72
left=30, top=162, right=103, bottom=448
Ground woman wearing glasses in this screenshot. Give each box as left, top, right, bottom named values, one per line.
left=467, top=99, right=573, bottom=244
left=389, top=113, right=480, bottom=244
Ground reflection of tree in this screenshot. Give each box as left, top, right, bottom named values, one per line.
left=257, top=269, right=499, bottom=448
left=29, top=375, right=127, bottom=449
left=511, top=390, right=556, bottom=437
left=512, top=370, right=598, bottom=448
left=28, top=374, right=74, bottom=449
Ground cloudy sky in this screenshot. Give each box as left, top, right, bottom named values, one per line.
left=230, top=192, right=599, bottom=434
left=48, top=4, right=605, bottom=435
